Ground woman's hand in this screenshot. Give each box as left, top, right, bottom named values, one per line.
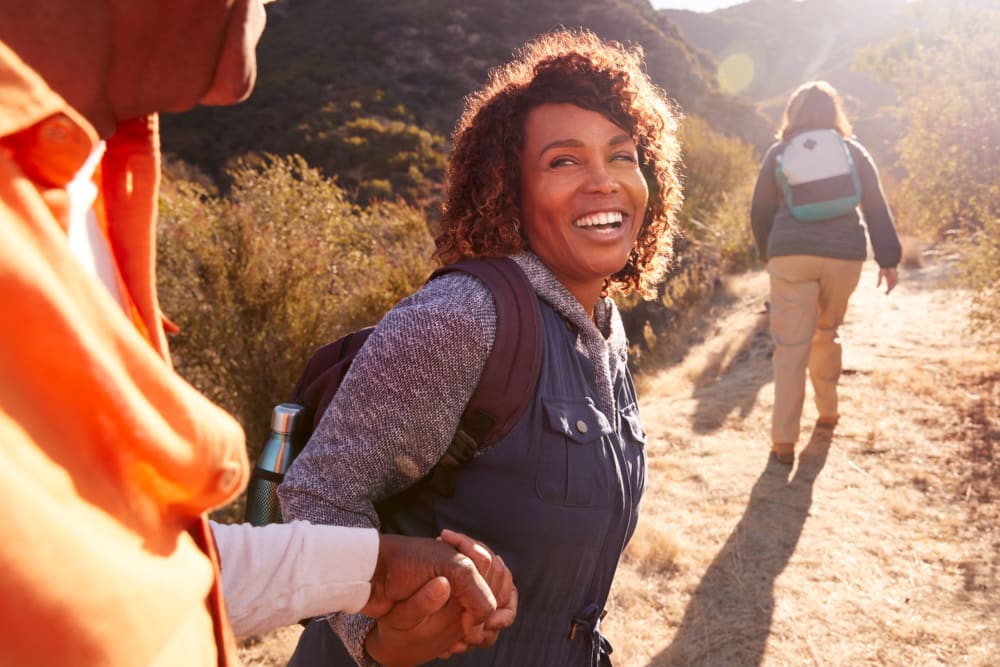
left=877, top=267, right=898, bottom=295
left=439, top=529, right=517, bottom=653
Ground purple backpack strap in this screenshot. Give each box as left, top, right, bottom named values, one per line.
left=429, top=256, right=542, bottom=464
left=281, top=256, right=541, bottom=498
left=289, top=326, right=376, bottom=435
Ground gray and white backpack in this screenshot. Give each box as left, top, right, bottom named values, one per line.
left=775, top=129, right=862, bottom=221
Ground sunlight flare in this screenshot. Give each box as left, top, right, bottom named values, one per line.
left=717, top=51, right=755, bottom=94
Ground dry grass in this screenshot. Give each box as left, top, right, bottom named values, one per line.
left=899, top=234, right=926, bottom=270
left=240, top=257, right=998, bottom=666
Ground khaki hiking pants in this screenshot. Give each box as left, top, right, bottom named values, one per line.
left=768, top=255, right=863, bottom=445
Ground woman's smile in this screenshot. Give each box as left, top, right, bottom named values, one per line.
left=574, top=209, right=625, bottom=230
left=519, top=103, right=649, bottom=310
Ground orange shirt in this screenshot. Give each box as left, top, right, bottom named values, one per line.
left=0, top=41, right=248, bottom=665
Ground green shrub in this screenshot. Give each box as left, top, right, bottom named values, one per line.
left=157, top=154, right=434, bottom=455
left=952, top=217, right=1000, bottom=344
left=677, top=115, right=759, bottom=271
left=618, top=239, right=722, bottom=371
left=297, top=103, right=448, bottom=208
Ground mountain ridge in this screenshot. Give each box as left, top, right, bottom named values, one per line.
left=161, top=0, right=773, bottom=183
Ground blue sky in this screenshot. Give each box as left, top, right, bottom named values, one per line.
left=649, top=0, right=745, bottom=10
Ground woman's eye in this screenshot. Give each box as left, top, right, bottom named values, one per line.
left=612, top=152, right=637, bottom=163
left=550, top=157, right=577, bottom=168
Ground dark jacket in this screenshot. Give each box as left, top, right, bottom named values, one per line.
left=750, top=136, right=901, bottom=268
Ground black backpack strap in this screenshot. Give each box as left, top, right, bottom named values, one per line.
left=424, top=256, right=542, bottom=493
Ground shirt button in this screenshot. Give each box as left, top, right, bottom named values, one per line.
left=217, top=461, right=243, bottom=494
left=41, top=116, right=75, bottom=144
left=575, top=419, right=588, bottom=434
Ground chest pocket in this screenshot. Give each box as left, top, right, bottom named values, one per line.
left=619, top=401, right=647, bottom=501
left=536, top=398, right=616, bottom=507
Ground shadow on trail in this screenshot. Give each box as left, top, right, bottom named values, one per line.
left=688, top=311, right=773, bottom=434
left=648, top=427, right=833, bottom=667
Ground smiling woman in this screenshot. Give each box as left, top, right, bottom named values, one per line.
left=519, top=103, right=650, bottom=309
left=436, top=29, right=682, bottom=300
left=279, top=27, right=684, bottom=667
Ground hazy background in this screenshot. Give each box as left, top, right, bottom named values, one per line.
left=651, top=0, right=745, bottom=10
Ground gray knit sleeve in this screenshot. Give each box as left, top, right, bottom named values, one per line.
left=849, top=139, right=902, bottom=268
left=750, top=142, right=781, bottom=262
left=277, top=272, right=496, bottom=665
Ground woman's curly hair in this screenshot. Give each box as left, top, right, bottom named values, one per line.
left=435, top=28, right=683, bottom=297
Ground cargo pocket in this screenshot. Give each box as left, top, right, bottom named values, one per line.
left=536, top=398, right=614, bottom=507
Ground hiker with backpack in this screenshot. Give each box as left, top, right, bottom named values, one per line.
left=278, top=28, right=684, bottom=667
left=750, top=80, right=902, bottom=465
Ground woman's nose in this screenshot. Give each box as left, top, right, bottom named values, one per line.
left=585, top=162, right=619, bottom=193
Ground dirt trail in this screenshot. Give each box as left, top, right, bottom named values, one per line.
left=239, top=256, right=998, bottom=666
left=606, top=257, right=999, bottom=666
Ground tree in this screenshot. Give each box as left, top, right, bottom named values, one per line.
left=295, top=100, right=448, bottom=208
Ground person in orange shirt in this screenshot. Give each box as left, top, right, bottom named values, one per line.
left=0, top=1, right=514, bottom=665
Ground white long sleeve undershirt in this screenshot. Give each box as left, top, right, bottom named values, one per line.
left=210, top=521, right=378, bottom=637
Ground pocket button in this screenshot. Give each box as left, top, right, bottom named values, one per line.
left=575, top=419, right=588, bottom=434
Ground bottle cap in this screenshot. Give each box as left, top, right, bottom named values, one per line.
left=271, top=403, right=304, bottom=434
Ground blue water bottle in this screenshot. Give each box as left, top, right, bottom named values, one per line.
left=244, top=403, right=304, bottom=526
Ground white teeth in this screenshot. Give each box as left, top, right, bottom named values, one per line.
left=575, top=211, right=623, bottom=228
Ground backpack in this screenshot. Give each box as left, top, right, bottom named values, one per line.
left=245, top=257, right=542, bottom=524
left=775, top=129, right=862, bottom=221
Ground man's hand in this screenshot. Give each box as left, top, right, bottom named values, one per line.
left=360, top=531, right=518, bottom=664
left=363, top=576, right=465, bottom=667
left=364, top=583, right=467, bottom=666
left=362, top=533, right=500, bottom=624
left=877, top=267, right=898, bottom=295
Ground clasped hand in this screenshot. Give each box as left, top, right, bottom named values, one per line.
left=362, top=529, right=518, bottom=666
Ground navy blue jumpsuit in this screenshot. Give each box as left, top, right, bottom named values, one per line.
left=290, top=298, right=646, bottom=666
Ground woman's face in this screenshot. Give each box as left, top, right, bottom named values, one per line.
left=519, top=103, right=648, bottom=310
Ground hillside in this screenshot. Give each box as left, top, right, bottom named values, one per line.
left=159, top=0, right=773, bottom=184
left=662, top=0, right=911, bottom=109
